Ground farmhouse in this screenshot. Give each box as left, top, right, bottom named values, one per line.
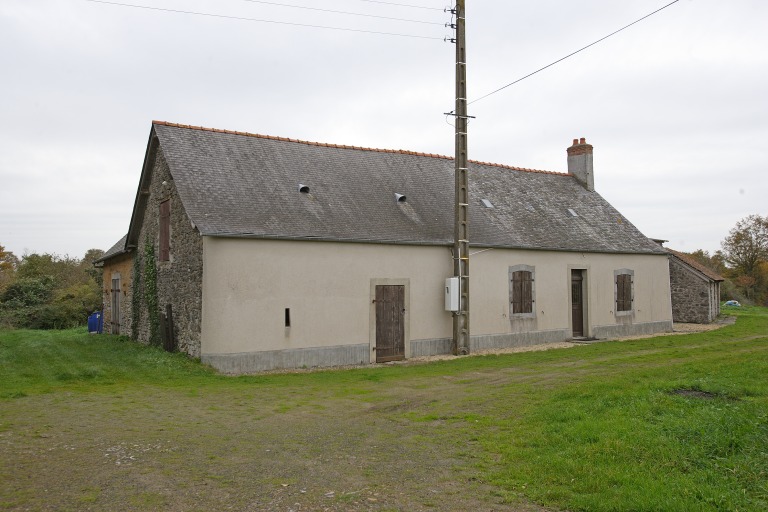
left=101, top=121, right=673, bottom=373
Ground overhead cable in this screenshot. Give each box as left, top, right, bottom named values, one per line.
left=83, top=0, right=445, bottom=40
left=349, top=0, right=443, bottom=11
left=469, top=0, right=681, bottom=105
left=238, top=0, right=442, bottom=25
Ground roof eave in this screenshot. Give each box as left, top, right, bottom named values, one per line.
left=202, top=232, right=667, bottom=255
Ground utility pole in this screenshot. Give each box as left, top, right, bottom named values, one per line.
left=452, top=0, right=470, bottom=355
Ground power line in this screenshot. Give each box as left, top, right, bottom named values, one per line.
left=238, top=0, right=442, bottom=25
left=469, top=0, right=681, bottom=105
left=347, top=0, right=443, bottom=11
left=83, top=0, right=445, bottom=40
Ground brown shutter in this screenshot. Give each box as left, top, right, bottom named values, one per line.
left=159, top=200, right=170, bottom=262
left=617, top=274, right=632, bottom=311
left=511, top=271, right=522, bottom=314
left=521, top=271, right=533, bottom=314
left=511, top=271, right=533, bottom=314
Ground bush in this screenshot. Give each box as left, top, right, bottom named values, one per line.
left=0, top=265, right=101, bottom=330
left=720, top=279, right=750, bottom=305
left=0, top=276, right=55, bottom=308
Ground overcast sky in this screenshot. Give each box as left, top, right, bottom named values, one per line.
left=1, top=0, right=766, bottom=259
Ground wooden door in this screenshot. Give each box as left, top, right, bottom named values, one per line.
left=571, top=271, right=584, bottom=337
left=375, top=285, right=405, bottom=362
left=111, top=277, right=120, bottom=334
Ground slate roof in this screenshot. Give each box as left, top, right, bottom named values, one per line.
left=94, top=234, right=129, bottom=264
left=668, top=249, right=725, bottom=281
left=136, top=121, right=665, bottom=255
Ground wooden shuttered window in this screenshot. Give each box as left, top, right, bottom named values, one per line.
left=616, top=273, right=633, bottom=312
left=511, top=270, right=534, bottom=314
left=159, top=199, right=170, bottom=262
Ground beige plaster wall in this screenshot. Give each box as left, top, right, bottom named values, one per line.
left=201, top=238, right=453, bottom=355
left=201, top=238, right=672, bottom=356
left=470, top=249, right=672, bottom=336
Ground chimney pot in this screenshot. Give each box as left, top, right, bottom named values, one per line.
left=579, top=137, right=586, bottom=144
left=572, top=138, right=578, bottom=146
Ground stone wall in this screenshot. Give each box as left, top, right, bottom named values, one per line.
left=669, top=256, right=719, bottom=323
left=101, top=253, right=133, bottom=335
left=133, top=146, right=203, bottom=357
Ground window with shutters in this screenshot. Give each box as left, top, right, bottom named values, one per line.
left=509, top=265, right=535, bottom=318
left=614, top=269, right=634, bottom=315
left=159, top=199, right=170, bottom=262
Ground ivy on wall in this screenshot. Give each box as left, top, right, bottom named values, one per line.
left=131, top=250, right=142, bottom=340
left=144, top=242, right=160, bottom=346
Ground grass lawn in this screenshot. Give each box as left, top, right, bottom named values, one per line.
left=1, top=306, right=767, bottom=511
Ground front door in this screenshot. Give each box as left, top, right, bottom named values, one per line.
left=111, top=277, right=120, bottom=334
left=375, top=285, right=405, bottom=362
left=571, top=270, right=584, bottom=337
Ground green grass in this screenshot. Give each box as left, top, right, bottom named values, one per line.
left=1, top=307, right=767, bottom=511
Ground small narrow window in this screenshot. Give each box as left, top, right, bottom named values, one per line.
left=509, top=265, right=536, bottom=318
left=615, top=270, right=634, bottom=313
left=284, top=308, right=291, bottom=327
left=511, top=271, right=534, bottom=314
left=159, top=199, right=170, bottom=262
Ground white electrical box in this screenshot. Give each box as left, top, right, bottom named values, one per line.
left=445, top=277, right=459, bottom=312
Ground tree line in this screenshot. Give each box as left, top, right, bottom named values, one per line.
left=687, top=214, right=768, bottom=305
left=0, top=246, right=104, bottom=329
left=0, top=213, right=765, bottom=329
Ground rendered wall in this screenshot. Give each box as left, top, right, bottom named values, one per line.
left=201, top=238, right=673, bottom=373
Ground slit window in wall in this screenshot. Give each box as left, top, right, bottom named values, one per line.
left=285, top=308, right=291, bottom=327
left=159, top=199, right=170, bottom=261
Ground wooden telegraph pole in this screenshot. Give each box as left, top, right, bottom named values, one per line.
left=452, top=0, right=470, bottom=355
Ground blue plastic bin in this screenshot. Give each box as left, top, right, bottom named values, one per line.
left=88, top=311, right=103, bottom=334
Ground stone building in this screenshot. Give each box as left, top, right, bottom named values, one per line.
left=94, top=235, right=132, bottom=335
left=100, top=122, right=674, bottom=373
left=667, top=249, right=724, bottom=324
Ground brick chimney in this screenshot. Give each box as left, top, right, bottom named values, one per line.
left=567, top=137, right=594, bottom=191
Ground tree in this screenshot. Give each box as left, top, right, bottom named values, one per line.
left=686, top=249, right=727, bottom=276
left=0, top=244, right=19, bottom=293
left=721, top=214, right=768, bottom=304
left=721, top=215, right=768, bottom=275
left=80, top=248, right=105, bottom=282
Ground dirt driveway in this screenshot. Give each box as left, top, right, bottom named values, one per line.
left=2, top=376, right=553, bottom=511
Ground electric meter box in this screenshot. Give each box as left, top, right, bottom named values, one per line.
left=445, top=277, right=459, bottom=312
